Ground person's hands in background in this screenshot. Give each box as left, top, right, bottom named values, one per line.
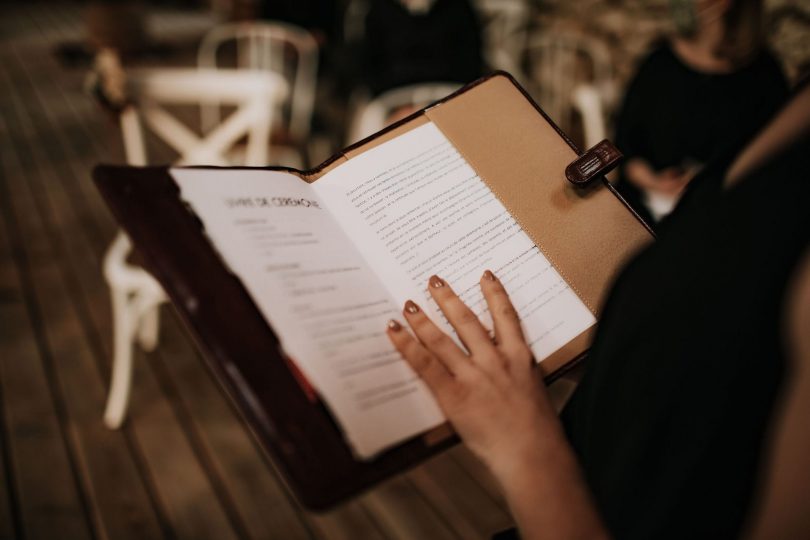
left=625, top=158, right=698, bottom=197
left=654, top=167, right=694, bottom=196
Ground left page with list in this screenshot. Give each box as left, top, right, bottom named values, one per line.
left=171, top=168, right=444, bottom=458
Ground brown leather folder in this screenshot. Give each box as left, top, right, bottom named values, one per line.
left=93, top=72, right=652, bottom=510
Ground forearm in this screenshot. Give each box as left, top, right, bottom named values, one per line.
left=491, top=420, right=609, bottom=540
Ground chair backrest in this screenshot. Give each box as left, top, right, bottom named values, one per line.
left=347, top=82, right=461, bottom=145
left=570, top=84, right=609, bottom=149
left=198, top=21, right=318, bottom=143
left=525, top=32, right=614, bottom=138
left=119, top=68, right=287, bottom=167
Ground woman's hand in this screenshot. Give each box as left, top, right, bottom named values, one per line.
left=385, top=271, right=562, bottom=477
left=386, top=271, right=609, bottom=539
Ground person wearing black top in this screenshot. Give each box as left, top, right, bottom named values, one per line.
left=386, top=79, right=810, bottom=539
left=614, top=0, right=788, bottom=226
left=561, top=131, right=809, bottom=538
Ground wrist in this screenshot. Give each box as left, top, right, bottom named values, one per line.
left=486, top=417, right=570, bottom=489
left=489, top=425, right=609, bottom=540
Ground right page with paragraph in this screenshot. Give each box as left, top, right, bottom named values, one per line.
left=315, top=122, right=596, bottom=361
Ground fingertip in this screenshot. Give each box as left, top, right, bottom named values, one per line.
left=387, top=319, right=402, bottom=332
left=386, top=319, right=414, bottom=355
left=429, top=274, right=445, bottom=289
left=428, top=276, right=459, bottom=304
left=480, top=269, right=501, bottom=290
left=404, top=299, right=420, bottom=315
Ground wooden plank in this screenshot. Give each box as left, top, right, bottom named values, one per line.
left=127, top=353, right=244, bottom=540
left=0, top=56, right=19, bottom=540
left=407, top=453, right=514, bottom=539
left=0, top=72, right=166, bottom=540
left=306, top=500, right=388, bottom=540
left=360, top=476, right=458, bottom=540
left=447, top=446, right=509, bottom=509
left=0, top=379, right=18, bottom=540
left=0, top=131, right=93, bottom=540
left=2, top=51, right=243, bottom=540
left=0, top=235, right=92, bottom=540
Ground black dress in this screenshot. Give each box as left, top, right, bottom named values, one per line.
left=560, top=133, right=810, bottom=538
left=613, top=42, right=788, bottom=226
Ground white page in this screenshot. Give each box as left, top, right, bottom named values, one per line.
left=315, top=122, right=596, bottom=361
left=171, top=169, right=444, bottom=458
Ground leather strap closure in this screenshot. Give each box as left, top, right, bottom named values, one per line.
left=565, top=139, right=622, bottom=187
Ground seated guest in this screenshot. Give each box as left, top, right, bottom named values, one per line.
left=614, top=0, right=788, bottom=225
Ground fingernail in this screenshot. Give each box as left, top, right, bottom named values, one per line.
left=404, top=300, right=420, bottom=314
left=429, top=275, right=444, bottom=288
left=483, top=269, right=496, bottom=281
left=387, top=319, right=402, bottom=331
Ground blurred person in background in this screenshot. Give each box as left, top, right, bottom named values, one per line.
left=359, top=0, right=484, bottom=96
left=614, top=0, right=788, bottom=226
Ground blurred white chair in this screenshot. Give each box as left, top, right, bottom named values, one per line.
left=198, top=21, right=319, bottom=167
left=102, top=67, right=287, bottom=429
left=477, top=0, right=530, bottom=83
left=571, top=84, right=610, bottom=149
left=525, top=32, right=616, bottom=149
left=347, top=82, right=461, bottom=145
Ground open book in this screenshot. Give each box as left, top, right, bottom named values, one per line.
left=95, top=73, right=651, bottom=508
left=173, top=122, right=596, bottom=459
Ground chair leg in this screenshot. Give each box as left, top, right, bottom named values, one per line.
left=137, top=304, right=160, bottom=352
left=104, top=288, right=136, bottom=429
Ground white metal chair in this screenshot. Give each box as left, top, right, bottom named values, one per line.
left=102, top=66, right=287, bottom=429
left=346, top=82, right=461, bottom=145
left=525, top=32, right=616, bottom=149
left=198, top=21, right=319, bottom=168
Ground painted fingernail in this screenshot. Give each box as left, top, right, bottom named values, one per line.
left=404, top=300, right=420, bottom=314
left=429, top=275, right=444, bottom=288
left=483, top=270, right=496, bottom=281
left=387, top=319, right=402, bottom=331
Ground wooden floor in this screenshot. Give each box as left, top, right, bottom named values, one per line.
left=0, top=3, right=514, bottom=539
